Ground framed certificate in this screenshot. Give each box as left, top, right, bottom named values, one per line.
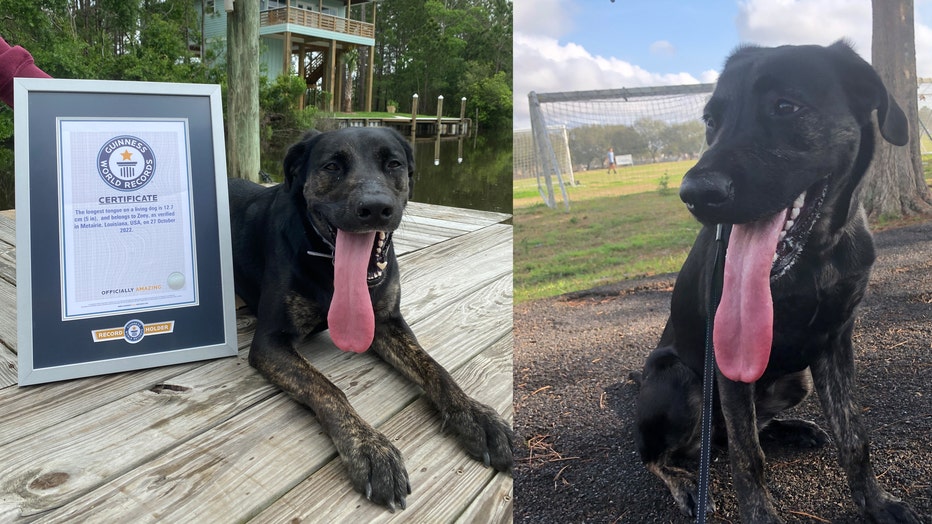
left=14, top=78, right=238, bottom=385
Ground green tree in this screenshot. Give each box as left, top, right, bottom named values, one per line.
left=376, top=0, right=512, bottom=130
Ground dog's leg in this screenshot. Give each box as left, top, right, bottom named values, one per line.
left=634, top=346, right=712, bottom=518
left=249, top=328, right=411, bottom=511
left=718, top=375, right=783, bottom=523
left=368, top=315, right=513, bottom=472
left=810, top=335, right=921, bottom=523
left=756, top=370, right=829, bottom=448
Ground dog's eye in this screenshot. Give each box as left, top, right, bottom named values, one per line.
left=322, top=162, right=340, bottom=173
left=702, top=114, right=716, bottom=130
left=386, top=160, right=403, bottom=170
left=773, top=99, right=802, bottom=116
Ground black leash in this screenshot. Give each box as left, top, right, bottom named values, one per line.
left=697, top=223, right=728, bottom=523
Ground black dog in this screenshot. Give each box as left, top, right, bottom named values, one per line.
left=228, top=127, right=512, bottom=510
left=634, top=42, right=921, bottom=523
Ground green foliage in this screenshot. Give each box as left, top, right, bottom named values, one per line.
left=376, top=0, right=512, bottom=131
left=462, top=69, right=512, bottom=130
left=259, top=74, right=317, bottom=150
left=657, top=171, right=671, bottom=195
left=569, top=119, right=706, bottom=169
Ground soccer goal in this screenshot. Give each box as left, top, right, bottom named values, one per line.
left=917, top=79, right=932, bottom=154
left=524, top=83, right=716, bottom=209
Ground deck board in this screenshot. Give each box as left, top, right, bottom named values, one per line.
left=0, top=202, right=513, bottom=523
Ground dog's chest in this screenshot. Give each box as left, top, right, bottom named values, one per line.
left=285, top=292, right=325, bottom=338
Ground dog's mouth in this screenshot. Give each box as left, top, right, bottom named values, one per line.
left=309, top=219, right=393, bottom=286
left=712, top=177, right=828, bottom=384
left=771, top=179, right=828, bottom=281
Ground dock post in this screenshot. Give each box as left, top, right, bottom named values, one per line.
left=459, top=97, right=467, bottom=136
left=410, top=93, right=419, bottom=141
left=436, top=95, right=444, bottom=137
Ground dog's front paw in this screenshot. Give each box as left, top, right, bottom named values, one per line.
left=342, top=431, right=410, bottom=511
left=441, top=399, right=513, bottom=472
left=658, top=468, right=715, bottom=519
left=865, top=492, right=922, bottom=524
left=759, top=418, right=829, bottom=448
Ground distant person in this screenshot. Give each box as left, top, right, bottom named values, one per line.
left=607, top=147, right=617, bottom=174
left=0, top=36, right=50, bottom=108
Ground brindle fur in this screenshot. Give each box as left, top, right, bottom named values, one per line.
left=228, top=127, right=512, bottom=511
left=633, top=42, right=921, bottom=523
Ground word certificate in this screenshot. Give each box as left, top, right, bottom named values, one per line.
left=58, top=118, right=198, bottom=320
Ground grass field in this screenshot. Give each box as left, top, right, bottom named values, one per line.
left=514, top=161, right=700, bottom=303
left=514, top=157, right=932, bottom=304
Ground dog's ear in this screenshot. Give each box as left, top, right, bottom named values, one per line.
left=829, top=41, right=909, bottom=146
left=389, top=129, right=415, bottom=200
left=282, top=130, right=323, bottom=191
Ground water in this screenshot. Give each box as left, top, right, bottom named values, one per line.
left=263, top=128, right=513, bottom=215
left=1, top=128, right=513, bottom=214
left=410, top=130, right=513, bottom=214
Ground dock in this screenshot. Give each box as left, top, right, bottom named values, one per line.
left=328, top=116, right=472, bottom=137
left=0, top=202, right=513, bottom=522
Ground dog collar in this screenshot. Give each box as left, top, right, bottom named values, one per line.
left=306, top=218, right=335, bottom=259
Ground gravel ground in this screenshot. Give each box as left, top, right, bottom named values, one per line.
left=514, top=220, right=932, bottom=523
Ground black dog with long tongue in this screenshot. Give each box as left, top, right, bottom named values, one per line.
left=632, top=41, right=921, bottom=523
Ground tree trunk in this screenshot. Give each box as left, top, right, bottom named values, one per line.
left=863, top=0, right=932, bottom=219
left=226, top=0, right=260, bottom=182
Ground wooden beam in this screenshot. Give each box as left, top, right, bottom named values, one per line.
left=328, top=39, right=337, bottom=112
left=283, top=31, right=292, bottom=76
left=364, top=45, right=374, bottom=112
left=226, top=0, right=261, bottom=182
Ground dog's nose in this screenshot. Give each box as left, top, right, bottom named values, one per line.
left=355, top=195, right=396, bottom=226
left=679, top=170, right=733, bottom=208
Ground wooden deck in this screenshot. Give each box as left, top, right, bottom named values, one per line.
left=0, top=202, right=513, bottom=522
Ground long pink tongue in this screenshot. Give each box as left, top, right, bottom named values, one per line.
left=713, top=211, right=786, bottom=383
left=328, top=230, right=376, bottom=353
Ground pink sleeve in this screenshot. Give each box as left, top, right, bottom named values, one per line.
left=0, top=37, right=52, bottom=108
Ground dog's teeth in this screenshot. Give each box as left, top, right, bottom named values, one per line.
left=790, top=207, right=800, bottom=219
left=376, top=260, right=387, bottom=270
left=773, top=253, right=779, bottom=264
left=784, top=219, right=794, bottom=231
left=794, top=191, right=806, bottom=209
left=779, top=231, right=787, bottom=240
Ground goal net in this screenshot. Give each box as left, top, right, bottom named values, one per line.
left=520, top=84, right=715, bottom=209
left=918, top=80, right=932, bottom=154
left=519, top=80, right=932, bottom=210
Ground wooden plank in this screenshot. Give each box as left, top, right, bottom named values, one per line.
left=0, top=213, right=14, bottom=247
left=0, top=358, right=278, bottom=518
left=0, top=228, right=511, bottom=519
left=405, top=201, right=510, bottom=227
left=30, top=301, right=511, bottom=523
left=0, top=277, right=16, bottom=358
left=0, top=316, right=256, bottom=446
left=0, top=225, right=507, bottom=441
left=398, top=224, right=511, bottom=325
left=249, top=335, right=513, bottom=524
left=0, top=345, right=16, bottom=389
left=456, top=475, right=513, bottom=524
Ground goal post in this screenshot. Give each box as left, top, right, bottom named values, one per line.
left=524, top=83, right=716, bottom=209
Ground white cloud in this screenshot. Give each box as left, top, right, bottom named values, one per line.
left=736, top=0, right=873, bottom=54
left=513, top=33, right=704, bottom=129
left=737, top=0, right=932, bottom=78
left=649, top=40, right=676, bottom=58
left=513, top=0, right=576, bottom=39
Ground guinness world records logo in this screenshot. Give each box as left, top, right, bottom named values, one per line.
left=97, top=135, right=156, bottom=191
left=123, top=319, right=145, bottom=344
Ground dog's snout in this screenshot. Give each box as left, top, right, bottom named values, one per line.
left=355, top=195, right=396, bottom=226
left=679, top=171, right=733, bottom=208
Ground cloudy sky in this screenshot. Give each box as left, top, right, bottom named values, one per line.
left=514, top=0, right=932, bottom=129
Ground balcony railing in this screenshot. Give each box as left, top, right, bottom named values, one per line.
left=260, top=7, right=375, bottom=39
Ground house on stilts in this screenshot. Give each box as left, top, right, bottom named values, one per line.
left=198, top=0, right=376, bottom=112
